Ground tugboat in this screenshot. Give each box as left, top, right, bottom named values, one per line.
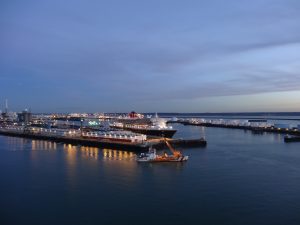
left=137, top=139, right=189, bottom=162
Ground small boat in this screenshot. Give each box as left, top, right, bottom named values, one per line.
left=137, top=140, right=189, bottom=162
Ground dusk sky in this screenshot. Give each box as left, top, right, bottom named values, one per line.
left=1, top=0, right=300, bottom=113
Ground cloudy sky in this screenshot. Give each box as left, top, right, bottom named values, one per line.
left=1, top=0, right=300, bottom=113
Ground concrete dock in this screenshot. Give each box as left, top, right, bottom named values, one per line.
left=145, top=137, right=207, bottom=149
left=0, top=130, right=207, bottom=151
left=169, top=120, right=300, bottom=136
left=284, top=135, right=300, bottom=143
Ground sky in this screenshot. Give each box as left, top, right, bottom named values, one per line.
left=1, top=0, right=300, bottom=113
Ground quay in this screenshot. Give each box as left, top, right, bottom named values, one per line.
left=168, top=120, right=300, bottom=136
left=0, top=129, right=207, bottom=151
left=146, top=137, right=207, bottom=149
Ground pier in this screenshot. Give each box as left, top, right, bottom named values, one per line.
left=0, top=129, right=207, bottom=151
left=168, top=120, right=300, bottom=136
left=284, top=135, right=300, bottom=143
left=146, top=137, right=207, bottom=149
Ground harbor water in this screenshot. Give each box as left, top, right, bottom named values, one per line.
left=1, top=122, right=300, bottom=225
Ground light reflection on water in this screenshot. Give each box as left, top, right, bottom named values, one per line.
left=102, top=148, right=135, bottom=161
left=5, top=138, right=137, bottom=161
left=4, top=137, right=31, bottom=151
left=32, top=140, right=57, bottom=151
left=2, top=123, right=300, bottom=225
left=4, top=137, right=61, bottom=152
left=61, top=144, right=137, bottom=161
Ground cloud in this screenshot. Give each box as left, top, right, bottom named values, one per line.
left=1, top=0, right=300, bottom=112
left=152, top=71, right=300, bottom=101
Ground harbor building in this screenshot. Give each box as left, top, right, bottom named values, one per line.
left=17, top=109, right=32, bottom=124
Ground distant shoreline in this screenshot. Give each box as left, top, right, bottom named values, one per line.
left=32, top=112, right=300, bottom=115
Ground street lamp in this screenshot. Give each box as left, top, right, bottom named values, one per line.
left=80, top=118, right=84, bottom=137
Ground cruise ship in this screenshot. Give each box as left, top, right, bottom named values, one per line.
left=110, top=112, right=177, bottom=138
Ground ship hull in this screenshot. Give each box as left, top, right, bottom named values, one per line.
left=111, top=126, right=177, bottom=138
left=137, top=156, right=188, bottom=162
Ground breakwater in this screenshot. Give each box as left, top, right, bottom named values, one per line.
left=284, top=135, right=300, bottom=143
left=168, top=120, right=300, bottom=136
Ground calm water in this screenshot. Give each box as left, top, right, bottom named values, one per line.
left=1, top=124, right=300, bottom=225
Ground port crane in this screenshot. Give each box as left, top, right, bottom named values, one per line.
left=164, top=138, right=183, bottom=158
left=137, top=138, right=188, bottom=162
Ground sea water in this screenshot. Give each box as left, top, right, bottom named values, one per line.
left=1, top=121, right=300, bottom=225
